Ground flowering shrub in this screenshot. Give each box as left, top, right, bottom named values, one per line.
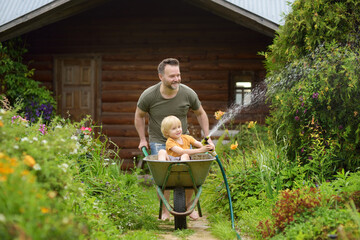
left=0, top=40, right=56, bottom=124
left=266, top=43, right=360, bottom=178
left=0, top=107, right=158, bottom=239
left=257, top=187, right=322, bottom=238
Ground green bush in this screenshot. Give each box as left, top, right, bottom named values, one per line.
left=263, top=0, right=360, bottom=73
left=266, top=43, right=360, bottom=179
left=0, top=108, right=159, bottom=239
left=0, top=39, right=56, bottom=123
left=263, top=0, right=360, bottom=179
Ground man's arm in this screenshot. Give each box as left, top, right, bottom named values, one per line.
left=193, top=105, right=215, bottom=147
left=193, top=105, right=210, bottom=137
left=134, top=107, right=149, bottom=150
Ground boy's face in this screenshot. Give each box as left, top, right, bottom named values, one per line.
left=168, top=122, right=182, bottom=139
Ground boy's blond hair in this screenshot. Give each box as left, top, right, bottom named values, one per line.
left=161, top=115, right=181, bottom=138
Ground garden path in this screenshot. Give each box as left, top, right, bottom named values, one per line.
left=156, top=215, right=218, bottom=240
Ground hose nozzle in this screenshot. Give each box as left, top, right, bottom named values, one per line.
left=201, top=136, right=210, bottom=146
left=202, top=136, right=217, bottom=156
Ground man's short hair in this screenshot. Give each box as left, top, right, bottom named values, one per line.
left=158, top=58, right=179, bottom=75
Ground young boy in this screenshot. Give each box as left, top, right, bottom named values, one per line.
left=157, top=115, right=213, bottom=161
left=157, top=115, right=214, bottom=221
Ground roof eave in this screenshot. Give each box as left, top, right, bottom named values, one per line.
left=0, top=0, right=109, bottom=42
left=0, top=0, right=278, bottom=42
left=185, top=0, right=279, bottom=37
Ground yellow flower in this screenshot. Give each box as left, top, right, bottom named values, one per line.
left=275, top=95, right=279, bottom=100
left=354, top=111, right=358, bottom=117
left=41, top=207, right=50, bottom=214
left=230, top=141, right=238, bottom=150
left=21, top=170, right=30, bottom=176
left=327, top=106, right=331, bottom=110
left=214, top=110, right=225, bottom=120
left=325, top=87, right=329, bottom=92
left=248, top=121, right=257, bottom=129
left=23, top=155, right=36, bottom=167
left=0, top=175, right=7, bottom=182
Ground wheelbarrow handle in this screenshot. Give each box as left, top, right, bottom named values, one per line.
left=141, top=146, right=149, bottom=157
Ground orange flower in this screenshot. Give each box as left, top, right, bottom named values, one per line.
left=41, top=207, right=50, bottom=214
left=230, top=141, right=238, bottom=150
left=0, top=120, right=3, bottom=127
left=23, top=155, right=36, bottom=167
left=0, top=166, right=14, bottom=174
left=214, top=110, right=225, bottom=120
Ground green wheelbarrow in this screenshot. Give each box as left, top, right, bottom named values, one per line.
left=143, top=152, right=215, bottom=230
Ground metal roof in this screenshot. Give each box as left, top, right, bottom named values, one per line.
left=0, top=0, right=56, bottom=26
left=225, top=0, right=293, bottom=25
left=0, top=0, right=294, bottom=27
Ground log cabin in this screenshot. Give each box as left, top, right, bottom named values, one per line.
left=0, top=0, right=293, bottom=166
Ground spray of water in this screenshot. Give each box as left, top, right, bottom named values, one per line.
left=208, top=82, right=267, bottom=137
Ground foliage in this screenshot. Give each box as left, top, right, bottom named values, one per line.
left=266, top=42, right=360, bottom=179
left=257, top=187, right=322, bottom=238
left=263, top=0, right=360, bottom=178
left=263, top=0, right=360, bottom=73
left=203, top=115, right=360, bottom=239
left=0, top=106, right=159, bottom=239
left=0, top=39, right=56, bottom=123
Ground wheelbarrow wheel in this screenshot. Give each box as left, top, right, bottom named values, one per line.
left=174, top=187, right=187, bottom=230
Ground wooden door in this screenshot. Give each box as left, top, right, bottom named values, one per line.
left=55, top=57, right=99, bottom=122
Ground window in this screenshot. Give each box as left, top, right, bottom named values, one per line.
left=230, top=72, right=254, bottom=106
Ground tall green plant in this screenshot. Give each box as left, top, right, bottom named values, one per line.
left=263, top=0, right=360, bottom=178
left=0, top=39, right=56, bottom=123
left=263, top=0, right=360, bottom=74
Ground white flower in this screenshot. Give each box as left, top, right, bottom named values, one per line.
left=0, top=109, right=5, bottom=114
left=59, top=163, right=69, bottom=172
left=21, top=137, right=29, bottom=142
left=32, top=137, right=38, bottom=141
left=71, top=135, right=78, bottom=140
left=41, top=140, right=48, bottom=144
left=55, top=125, right=62, bottom=129
left=14, top=145, right=19, bottom=149
left=0, top=213, right=6, bottom=223
left=33, top=163, right=41, bottom=171
left=60, top=138, right=65, bottom=142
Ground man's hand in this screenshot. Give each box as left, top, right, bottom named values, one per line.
left=138, top=139, right=149, bottom=151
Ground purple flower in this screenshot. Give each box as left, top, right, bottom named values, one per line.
left=339, top=125, right=343, bottom=130
left=312, top=92, right=319, bottom=99
left=301, top=148, right=304, bottom=153
left=299, top=96, right=303, bottom=101
left=304, top=109, right=307, bottom=114
left=301, top=102, right=305, bottom=107
left=308, top=156, right=313, bottom=160
left=295, top=116, right=300, bottom=121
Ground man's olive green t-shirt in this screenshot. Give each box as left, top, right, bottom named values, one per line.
left=137, top=82, right=201, bottom=144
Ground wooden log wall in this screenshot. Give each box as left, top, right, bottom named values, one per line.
left=22, top=0, right=272, bottom=163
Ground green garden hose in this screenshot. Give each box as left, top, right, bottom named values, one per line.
left=202, top=137, right=241, bottom=240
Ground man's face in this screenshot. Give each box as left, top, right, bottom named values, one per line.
left=159, top=65, right=181, bottom=90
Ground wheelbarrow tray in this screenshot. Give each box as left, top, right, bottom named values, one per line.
left=143, top=153, right=215, bottom=188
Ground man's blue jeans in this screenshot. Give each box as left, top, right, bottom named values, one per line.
left=149, top=142, right=165, bottom=155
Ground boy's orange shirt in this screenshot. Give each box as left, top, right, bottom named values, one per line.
left=165, top=134, right=196, bottom=157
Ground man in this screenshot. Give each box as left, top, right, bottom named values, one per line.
left=134, top=58, right=214, bottom=220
